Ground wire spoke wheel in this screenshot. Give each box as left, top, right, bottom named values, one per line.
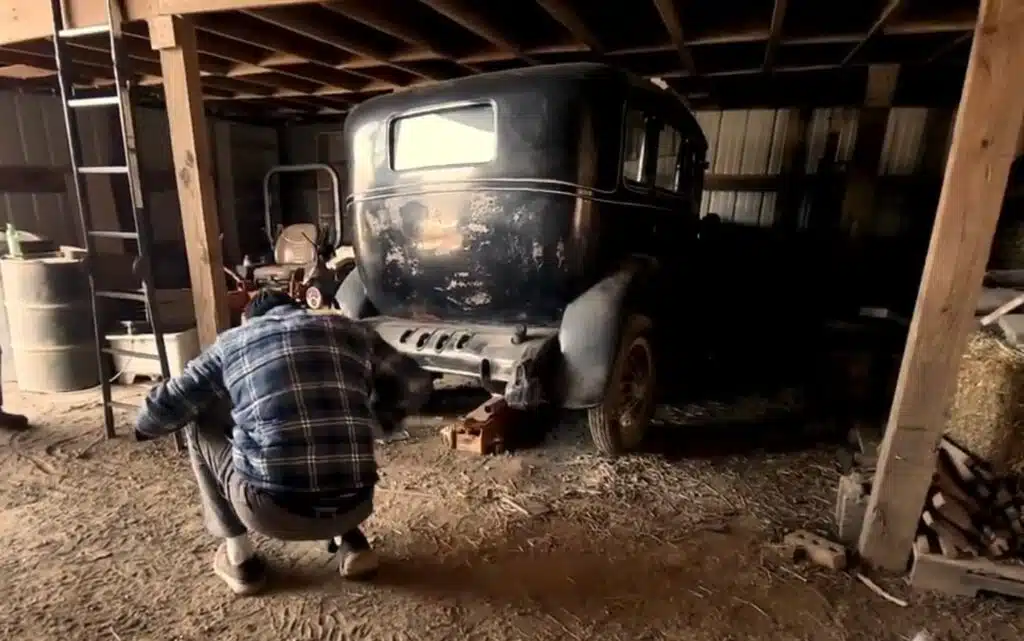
left=586, top=315, right=656, bottom=456
left=614, top=340, right=654, bottom=447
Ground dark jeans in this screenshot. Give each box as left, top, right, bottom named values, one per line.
left=186, top=415, right=373, bottom=542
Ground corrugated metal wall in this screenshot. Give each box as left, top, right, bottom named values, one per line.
left=282, top=122, right=348, bottom=241
left=0, top=89, right=281, bottom=265
left=696, top=106, right=954, bottom=234
left=220, top=123, right=280, bottom=262
left=0, top=90, right=115, bottom=249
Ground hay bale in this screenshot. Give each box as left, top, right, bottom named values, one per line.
left=947, top=331, right=1024, bottom=472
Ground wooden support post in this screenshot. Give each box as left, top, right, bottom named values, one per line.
left=149, top=15, right=229, bottom=347
left=840, top=64, right=899, bottom=238
left=858, top=0, right=1024, bottom=572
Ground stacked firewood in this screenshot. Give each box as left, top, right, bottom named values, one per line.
left=916, top=437, right=1024, bottom=561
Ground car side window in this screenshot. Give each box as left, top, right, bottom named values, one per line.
left=655, top=125, right=682, bottom=191
left=622, top=108, right=647, bottom=185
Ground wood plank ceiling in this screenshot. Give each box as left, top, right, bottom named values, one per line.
left=0, top=0, right=980, bottom=118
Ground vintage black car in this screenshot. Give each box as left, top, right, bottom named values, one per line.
left=335, top=62, right=708, bottom=455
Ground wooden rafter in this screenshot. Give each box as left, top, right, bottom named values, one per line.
left=651, top=0, right=698, bottom=76
left=194, top=13, right=345, bottom=66
left=535, top=0, right=604, bottom=54
left=416, top=0, right=540, bottom=65
left=244, top=5, right=441, bottom=80
left=321, top=1, right=481, bottom=73
left=0, top=0, right=986, bottom=114
left=842, top=0, right=909, bottom=67
left=924, top=32, right=972, bottom=65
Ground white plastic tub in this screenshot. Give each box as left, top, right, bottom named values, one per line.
left=105, top=327, right=199, bottom=384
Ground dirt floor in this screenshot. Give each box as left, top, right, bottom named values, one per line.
left=1, top=381, right=1022, bottom=641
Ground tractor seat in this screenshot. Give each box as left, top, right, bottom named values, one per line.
left=251, top=223, right=320, bottom=282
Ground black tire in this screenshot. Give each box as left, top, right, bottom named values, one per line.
left=305, top=282, right=327, bottom=310
left=587, top=314, right=656, bottom=456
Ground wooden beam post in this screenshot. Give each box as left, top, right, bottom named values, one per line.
left=858, top=0, right=1024, bottom=572
left=149, top=15, right=229, bottom=347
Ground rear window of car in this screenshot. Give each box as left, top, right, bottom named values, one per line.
left=390, top=104, right=497, bottom=171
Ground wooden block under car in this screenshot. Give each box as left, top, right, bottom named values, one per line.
left=439, top=396, right=512, bottom=455
left=784, top=530, right=848, bottom=570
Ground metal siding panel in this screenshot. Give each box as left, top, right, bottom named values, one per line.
left=835, top=108, right=859, bottom=164
left=739, top=109, right=776, bottom=175
left=11, top=93, right=43, bottom=234
left=879, top=107, right=927, bottom=176
left=27, top=93, right=70, bottom=244
left=695, top=111, right=722, bottom=164
left=230, top=123, right=280, bottom=254
left=760, top=192, right=778, bottom=227
left=137, top=107, right=184, bottom=243
left=733, top=192, right=763, bottom=225
left=713, top=111, right=749, bottom=175
left=803, top=109, right=831, bottom=174
left=0, top=93, right=22, bottom=232
left=766, top=109, right=790, bottom=175
left=39, top=93, right=76, bottom=245
left=804, top=108, right=857, bottom=173
left=707, top=191, right=738, bottom=219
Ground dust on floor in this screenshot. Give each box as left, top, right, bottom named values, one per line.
left=0, top=384, right=1021, bottom=641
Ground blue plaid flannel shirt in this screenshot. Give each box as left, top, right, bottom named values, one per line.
left=135, top=306, right=432, bottom=495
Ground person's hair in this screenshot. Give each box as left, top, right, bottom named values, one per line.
left=243, top=289, right=300, bottom=320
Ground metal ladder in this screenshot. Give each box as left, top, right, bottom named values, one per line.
left=49, top=0, right=183, bottom=450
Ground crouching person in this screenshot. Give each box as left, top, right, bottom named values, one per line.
left=134, top=290, right=432, bottom=595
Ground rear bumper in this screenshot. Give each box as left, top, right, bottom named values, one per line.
left=361, top=317, right=559, bottom=407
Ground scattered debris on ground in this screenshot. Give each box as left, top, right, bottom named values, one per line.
left=2, top=383, right=1023, bottom=641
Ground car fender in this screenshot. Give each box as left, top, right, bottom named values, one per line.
left=558, top=261, right=652, bottom=409
left=334, top=268, right=377, bottom=319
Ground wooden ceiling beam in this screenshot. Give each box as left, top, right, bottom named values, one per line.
left=416, top=0, right=540, bottom=65
left=3, top=41, right=164, bottom=77
left=245, top=5, right=441, bottom=80
left=924, top=32, right=972, bottom=65
left=156, top=0, right=312, bottom=13
left=193, top=13, right=347, bottom=66
left=842, top=0, right=909, bottom=67
left=0, top=48, right=98, bottom=83
left=763, top=0, right=788, bottom=72
left=228, top=62, right=370, bottom=92
left=194, top=13, right=396, bottom=89
left=651, top=0, right=698, bottom=76
left=535, top=0, right=605, bottom=54
left=321, top=0, right=480, bottom=72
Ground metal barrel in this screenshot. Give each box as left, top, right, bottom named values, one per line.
left=0, top=254, right=100, bottom=393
